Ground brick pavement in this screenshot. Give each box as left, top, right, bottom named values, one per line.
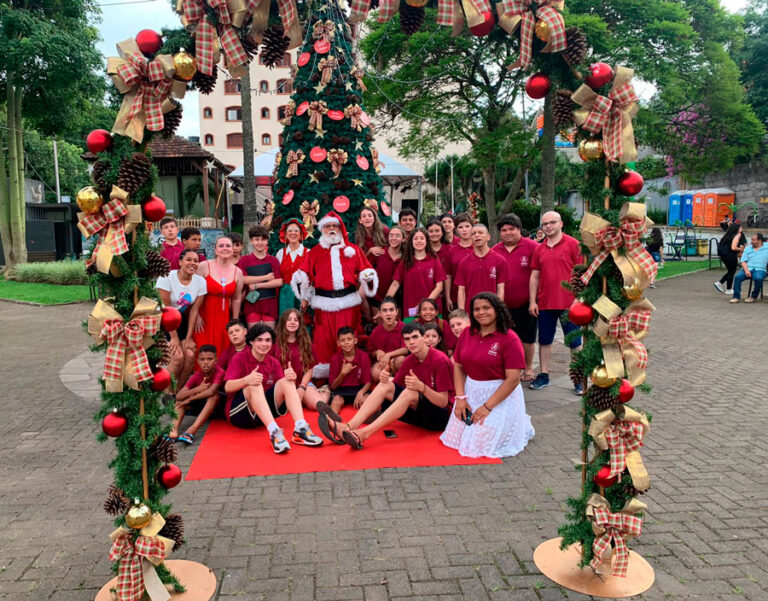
left=1, top=268, right=766, bottom=600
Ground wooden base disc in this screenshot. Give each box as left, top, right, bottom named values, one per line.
left=95, top=560, right=217, bottom=601
left=533, top=537, right=655, bottom=599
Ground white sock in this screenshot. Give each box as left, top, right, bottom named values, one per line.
left=266, top=422, right=280, bottom=435
left=294, top=419, right=309, bottom=431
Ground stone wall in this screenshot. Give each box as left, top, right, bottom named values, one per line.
left=703, top=160, right=768, bottom=225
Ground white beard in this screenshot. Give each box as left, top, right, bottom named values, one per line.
left=320, top=231, right=342, bottom=247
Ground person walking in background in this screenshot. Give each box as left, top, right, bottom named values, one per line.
left=645, top=227, right=664, bottom=288
left=715, top=222, right=747, bottom=295
left=730, top=233, right=768, bottom=304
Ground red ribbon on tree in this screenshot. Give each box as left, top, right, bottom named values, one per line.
left=307, top=101, right=328, bottom=131
left=344, top=104, right=364, bottom=132
left=285, top=150, right=305, bottom=178
left=502, top=0, right=567, bottom=70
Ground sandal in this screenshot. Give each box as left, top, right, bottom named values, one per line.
left=178, top=432, right=195, bottom=445
left=316, top=401, right=343, bottom=423
left=342, top=429, right=363, bottom=450
left=729, top=298, right=740, bottom=304
left=521, top=370, right=536, bottom=382
left=317, top=414, right=346, bottom=444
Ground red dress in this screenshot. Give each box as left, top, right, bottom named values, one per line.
left=193, top=274, right=237, bottom=354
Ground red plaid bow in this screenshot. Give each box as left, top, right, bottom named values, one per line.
left=312, top=19, right=335, bottom=43
left=351, top=66, right=367, bottom=92
left=101, top=314, right=160, bottom=390
left=603, top=419, right=645, bottom=478
left=279, top=100, right=295, bottom=126
left=344, top=104, right=364, bottom=132
left=307, top=101, right=328, bottom=132
left=183, top=0, right=248, bottom=76
left=80, top=198, right=130, bottom=271
left=608, top=306, right=651, bottom=368
left=580, top=218, right=656, bottom=285
left=285, top=150, right=305, bottom=178
left=580, top=226, right=622, bottom=285
left=114, top=51, right=174, bottom=133
left=503, top=0, right=567, bottom=70
left=348, top=0, right=371, bottom=22
left=318, top=57, right=338, bottom=85
left=590, top=506, right=643, bottom=577
left=109, top=534, right=168, bottom=601
left=377, top=0, right=400, bottom=22
left=327, top=149, right=348, bottom=178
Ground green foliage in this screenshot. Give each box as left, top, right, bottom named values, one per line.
left=647, top=208, right=667, bottom=226
left=0, top=276, right=90, bottom=304
left=23, top=129, right=92, bottom=201
left=736, top=0, right=768, bottom=129
left=8, top=259, right=88, bottom=285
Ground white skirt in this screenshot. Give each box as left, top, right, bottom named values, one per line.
left=440, top=377, right=535, bottom=458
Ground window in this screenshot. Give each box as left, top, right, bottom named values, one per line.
left=276, top=79, right=292, bottom=94
left=277, top=105, right=288, bottom=120
left=226, top=106, right=242, bottom=121
left=278, top=134, right=284, bottom=146
left=259, top=80, right=269, bottom=92
left=227, top=133, right=243, bottom=148
left=203, top=107, right=213, bottom=118
left=204, top=134, right=214, bottom=145
left=261, top=134, right=272, bottom=146
left=224, top=79, right=242, bottom=94
left=260, top=107, right=270, bottom=119
left=277, top=53, right=291, bottom=67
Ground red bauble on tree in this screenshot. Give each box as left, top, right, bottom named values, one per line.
left=135, top=29, right=163, bottom=56
left=525, top=72, right=551, bottom=100
left=593, top=465, right=618, bottom=488
left=469, top=11, right=496, bottom=37
left=142, top=196, right=167, bottom=222
left=150, top=367, right=172, bottom=391
left=102, top=410, right=128, bottom=437
left=157, top=464, right=183, bottom=489
left=616, top=171, right=644, bottom=196
left=161, top=306, right=182, bottom=332
left=618, top=378, right=635, bottom=403
left=86, top=129, right=113, bottom=154
left=585, top=62, right=613, bottom=88
left=567, top=301, right=594, bottom=326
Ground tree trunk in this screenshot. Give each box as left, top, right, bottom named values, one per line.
left=482, top=166, right=500, bottom=244
left=540, top=89, right=556, bottom=214
left=2, top=79, right=28, bottom=271
left=240, top=68, right=258, bottom=250
left=0, top=119, right=11, bottom=270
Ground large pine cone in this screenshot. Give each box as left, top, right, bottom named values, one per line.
left=399, top=4, right=425, bottom=35
left=586, top=385, right=617, bottom=411
left=117, top=153, right=152, bottom=197
left=92, top=160, right=112, bottom=196
left=260, top=26, right=290, bottom=68
left=568, top=366, right=585, bottom=389
left=562, top=27, right=589, bottom=66
left=159, top=513, right=185, bottom=551
left=193, top=65, right=218, bottom=95
left=154, top=337, right=173, bottom=366
left=151, top=436, right=178, bottom=464
left=568, top=263, right=588, bottom=296
left=104, top=485, right=130, bottom=516
left=145, top=250, right=171, bottom=279
left=242, top=35, right=259, bottom=61
left=161, top=102, right=183, bottom=139
left=553, top=89, right=574, bottom=128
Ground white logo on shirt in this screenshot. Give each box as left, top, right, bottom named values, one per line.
left=489, top=343, right=500, bottom=357
left=521, top=256, right=529, bottom=267
left=490, top=266, right=497, bottom=279
left=428, top=268, right=434, bottom=279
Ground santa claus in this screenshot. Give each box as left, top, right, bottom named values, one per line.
left=291, top=211, right=378, bottom=377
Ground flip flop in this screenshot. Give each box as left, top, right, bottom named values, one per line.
left=317, top=413, right=346, bottom=445
left=521, top=370, right=536, bottom=382
left=316, top=401, right=343, bottom=423
left=178, top=432, right=195, bottom=445
left=342, top=430, right=363, bottom=450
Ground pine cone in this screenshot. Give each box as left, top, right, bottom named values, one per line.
left=562, top=27, right=589, bottom=66
left=293, top=131, right=304, bottom=141
left=242, top=35, right=259, bottom=61
left=161, top=102, right=183, bottom=139
left=621, top=478, right=649, bottom=498
left=553, top=89, right=574, bottom=128
left=104, top=484, right=130, bottom=516
left=399, top=4, right=425, bottom=35
left=92, top=160, right=111, bottom=195
left=586, top=385, right=618, bottom=411
left=151, top=436, right=178, bottom=464
left=117, top=153, right=152, bottom=197
left=86, top=262, right=98, bottom=277
left=569, top=264, right=588, bottom=296
left=145, top=250, right=171, bottom=278
left=568, top=366, right=585, bottom=388
left=159, top=513, right=185, bottom=551
left=260, top=26, right=290, bottom=68
left=193, top=65, right=218, bottom=95
left=154, top=337, right=173, bottom=367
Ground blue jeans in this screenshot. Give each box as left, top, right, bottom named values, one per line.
left=733, top=269, right=766, bottom=300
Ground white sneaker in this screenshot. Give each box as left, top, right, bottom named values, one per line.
left=713, top=282, right=725, bottom=293
left=725, top=289, right=734, bottom=295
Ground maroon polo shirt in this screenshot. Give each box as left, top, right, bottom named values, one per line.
left=492, top=238, right=538, bottom=308
left=393, top=347, right=454, bottom=404
left=454, top=328, right=525, bottom=381
left=329, top=348, right=372, bottom=389
left=453, top=249, right=509, bottom=307
left=393, top=256, right=446, bottom=318
left=531, top=233, right=582, bottom=310
left=368, top=321, right=405, bottom=357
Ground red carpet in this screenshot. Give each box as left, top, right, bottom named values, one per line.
left=185, top=410, right=501, bottom=480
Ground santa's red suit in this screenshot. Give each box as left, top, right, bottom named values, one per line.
left=291, top=211, right=378, bottom=377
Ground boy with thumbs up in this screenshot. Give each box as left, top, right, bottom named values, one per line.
left=317, top=323, right=454, bottom=449
left=328, top=326, right=372, bottom=415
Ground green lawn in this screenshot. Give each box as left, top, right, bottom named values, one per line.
left=656, top=260, right=713, bottom=280
left=0, top=277, right=92, bottom=305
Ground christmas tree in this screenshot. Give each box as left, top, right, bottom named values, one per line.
left=269, top=0, right=391, bottom=251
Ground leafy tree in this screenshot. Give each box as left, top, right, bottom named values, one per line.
left=23, top=128, right=92, bottom=202
left=0, top=0, right=103, bottom=270
left=734, top=0, right=768, bottom=130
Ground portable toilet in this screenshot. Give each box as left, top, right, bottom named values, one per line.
left=704, top=189, right=717, bottom=227
left=713, top=188, right=735, bottom=225
left=668, top=191, right=683, bottom=224
left=682, top=190, right=694, bottom=223
left=692, top=190, right=706, bottom=226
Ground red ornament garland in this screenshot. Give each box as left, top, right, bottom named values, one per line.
left=525, top=72, right=551, bottom=100
left=86, top=130, right=113, bottom=154
left=585, top=62, right=613, bottom=89
left=567, top=301, right=594, bottom=326
left=142, top=196, right=166, bottom=222
left=593, top=465, right=618, bottom=488
left=157, top=464, right=183, bottom=489
left=150, top=367, right=171, bottom=392
left=616, top=171, right=644, bottom=196
left=618, top=378, right=635, bottom=403
left=135, top=29, right=163, bottom=56
left=102, top=410, right=128, bottom=437
left=161, top=306, right=182, bottom=332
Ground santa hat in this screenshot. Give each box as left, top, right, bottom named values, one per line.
left=278, top=218, right=307, bottom=244
left=317, top=211, right=356, bottom=257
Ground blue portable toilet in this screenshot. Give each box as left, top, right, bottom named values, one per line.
left=668, top=191, right=683, bottom=224
left=682, top=190, right=694, bottom=223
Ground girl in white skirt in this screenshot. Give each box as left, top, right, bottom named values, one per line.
left=441, top=292, right=535, bottom=458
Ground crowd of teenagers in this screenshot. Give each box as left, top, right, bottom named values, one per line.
left=153, top=207, right=588, bottom=458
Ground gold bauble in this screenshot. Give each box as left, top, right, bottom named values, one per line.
left=76, top=186, right=104, bottom=215
left=405, top=0, right=429, bottom=6
left=622, top=278, right=642, bottom=301
left=173, top=50, right=197, bottom=82
left=590, top=365, right=617, bottom=388
left=535, top=20, right=550, bottom=42
left=578, top=139, right=605, bottom=162
left=125, top=500, right=152, bottom=530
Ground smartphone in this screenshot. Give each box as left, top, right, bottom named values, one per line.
left=383, top=429, right=397, bottom=439
left=462, top=410, right=474, bottom=426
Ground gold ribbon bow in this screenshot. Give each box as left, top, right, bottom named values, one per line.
left=572, top=66, right=639, bottom=164
left=589, top=406, right=651, bottom=491
left=279, top=100, right=296, bottom=126
left=78, top=187, right=142, bottom=276
left=285, top=150, right=305, bottom=178
left=327, top=148, right=348, bottom=178
left=308, top=100, right=328, bottom=132
left=318, top=57, right=338, bottom=85
left=299, top=200, right=320, bottom=237
left=363, top=198, right=379, bottom=212
left=109, top=513, right=175, bottom=601
left=371, top=147, right=383, bottom=173
left=501, top=0, right=567, bottom=70
left=351, top=65, right=367, bottom=92
left=108, top=39, right=186, bottom=143
left=344, top=104, right=364, bottom=132
left=260, top=199, right=275, bottom=228
left=586, top=494, right=645, bottom=577
left=312, top=19, right=335, bottom=42
left=180, top=0, right=250, bottom=77
left=88, top=297, right=162, bottom=393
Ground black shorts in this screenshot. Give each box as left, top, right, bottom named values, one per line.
left=182, top=395, right=219, bottom=417
left=390, top=384, right=450, bottom=431
left=331, top=385, right=364, bottom=405
left=507, top=304, right=538, bottom=345
left=228, top=386, right=283, bottom=429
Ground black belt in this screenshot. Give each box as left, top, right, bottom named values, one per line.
left=315, top=286, right=357, bottom=298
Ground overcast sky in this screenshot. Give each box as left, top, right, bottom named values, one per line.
left=96, top=0, right=752, bottom=141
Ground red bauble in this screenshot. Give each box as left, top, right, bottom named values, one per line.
left=585, top=62, right=614, bottom=89
left=567, top=301, right=594, bottom=326
left=142, top=196, right=167, bottom=222
left=157, top=464, right=183, bottom=489
left=618, top=378, right=635, bottom=403
left=616, top=171, right=644, bottom=196
left=102, top=410, right=128, bottom=437
left=135, top=29, right=163, bottom=56
left=161, top=306, right=182, bottom=332
left=469, top=11, right=496, bottom=37
left=525, top=72, right=551, bottom=100
left=151, top=367, right=172, bottom=392
left=593, top=465, right=618, bottom=488
left=86, top=129, right=113, bottom=154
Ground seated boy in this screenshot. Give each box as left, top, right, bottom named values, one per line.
left=181, top=226, right=207, bottom=262
left=368, top=297, right=408, bottom=382
left=329, top=326, right=372, bottom=414
left=318, top=323, right=453, bottom=449
left=170, top=344, right=224, bottom=445
left=224, top=324, right=323, bottom=453
left=158, top=217, right=183, bottom=270
left=447, top=309, right=471, bottom=345
left=217, top=319, right=248, bottom=371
